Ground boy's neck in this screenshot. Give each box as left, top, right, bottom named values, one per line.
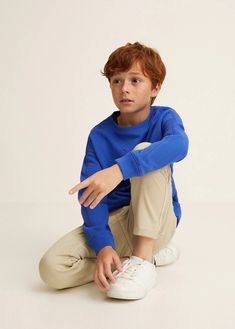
left=117, top=107, right=151, bottom=127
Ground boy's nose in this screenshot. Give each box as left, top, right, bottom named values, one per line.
left=121, top=81, right=130, bottom=93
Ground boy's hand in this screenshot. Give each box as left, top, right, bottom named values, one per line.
left=93, top=246, right=123, bottom=290
left=68, top=164, right=123, bottom=209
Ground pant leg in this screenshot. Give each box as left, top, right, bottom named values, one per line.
left=38, top=206, right=132, bottom=290
left=123, top=142, right=178, bottom=255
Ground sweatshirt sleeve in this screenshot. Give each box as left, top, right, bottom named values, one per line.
left=78, top=134, right=116, bottom=255
left=114, top=110, right=189, bottom=179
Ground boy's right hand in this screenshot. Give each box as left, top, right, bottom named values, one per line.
left=93, top=246, right=123, bottom=290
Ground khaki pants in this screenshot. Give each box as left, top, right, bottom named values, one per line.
left=39, top=142, right=178, bottom=289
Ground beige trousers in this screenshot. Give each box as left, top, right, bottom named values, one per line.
left=39, top=142, right=177, bottom=289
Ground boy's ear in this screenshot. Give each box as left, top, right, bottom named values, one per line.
left=152, top=83, right=161, bottom=97
left=156, top=82, right=161, bottom=91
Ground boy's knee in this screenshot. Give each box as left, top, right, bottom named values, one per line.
left=39, top=254, right=66, bottom=290
left=132, top=141, right=171, bottom=179
left=133, top=142, right=151, bottom=151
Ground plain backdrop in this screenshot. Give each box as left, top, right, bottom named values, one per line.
left=0, top=1, right=235, bottom=329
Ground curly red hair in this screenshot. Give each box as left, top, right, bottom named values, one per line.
left=100, top=41, right=166, bottom=105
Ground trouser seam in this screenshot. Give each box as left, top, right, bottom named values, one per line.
left=161, top=176, right=171, bottom=236
left=118, top=216, right=134, bottom=253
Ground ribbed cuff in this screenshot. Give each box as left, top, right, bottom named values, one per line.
left=114, top=151, right=141, bottom=180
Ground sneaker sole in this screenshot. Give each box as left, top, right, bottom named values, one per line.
left=106, top=275, right=158, bottom=300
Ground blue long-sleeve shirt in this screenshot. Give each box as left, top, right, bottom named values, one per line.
left=78, top=105, right=189, bottom=254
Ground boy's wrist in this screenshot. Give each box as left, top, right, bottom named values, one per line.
left=112, top=163, right=124, bottom=180
left=97, top=245, right=114, bottom=256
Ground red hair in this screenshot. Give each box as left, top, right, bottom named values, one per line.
left=100, top=42, right=166, bottom=105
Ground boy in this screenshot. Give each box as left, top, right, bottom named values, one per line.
left=39, top=42, right=189, bottom=300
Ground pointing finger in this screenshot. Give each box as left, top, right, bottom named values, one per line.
left=68, top=179, right=89, bottom=194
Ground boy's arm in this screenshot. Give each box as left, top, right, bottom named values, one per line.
left=78, top=134, right=117, bottom=255
left=114, top=109, right=189, bottom=179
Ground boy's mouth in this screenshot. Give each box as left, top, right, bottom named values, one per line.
left=120, top=99, right=134, bottom=103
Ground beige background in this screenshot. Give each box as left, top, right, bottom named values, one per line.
left=0, top=1, right=235, bottom=329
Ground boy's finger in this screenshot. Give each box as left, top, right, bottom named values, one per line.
left=68, top=185, right=80, bottom=194
left=89, top=192, right=105, bottom=209
left=68, top=179, right=89, bottom=194
left=113, top=255, right=123, bottom=272
left=98, top=270, right=110, bottom=289
left=79, top=187, right=95, bottom=205
left=94, top=270, right=104, bottom=290
left=104, top=263, right=116, bottom=283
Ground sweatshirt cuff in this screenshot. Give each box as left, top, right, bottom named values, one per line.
left=114, top=151, right=141, bottom=180
left=82, top=224, right=116, bottom=255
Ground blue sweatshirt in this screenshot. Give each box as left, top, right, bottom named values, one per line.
left=78, top=105, right=189, bottom=254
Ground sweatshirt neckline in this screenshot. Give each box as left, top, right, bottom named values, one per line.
left=111, top=106, right=154, bottom=132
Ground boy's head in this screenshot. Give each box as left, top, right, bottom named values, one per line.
left=101, top=42, right=166, bottom=106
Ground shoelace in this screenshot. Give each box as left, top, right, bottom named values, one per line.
left=112, top=258, right=143, bottom=280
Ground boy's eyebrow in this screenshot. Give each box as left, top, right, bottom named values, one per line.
left=112, top=71, right=143, bottom=77
left=128, top=71, right=143, bottom=75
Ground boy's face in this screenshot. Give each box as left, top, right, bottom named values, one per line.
left=109, top=61, right=161, bottom=114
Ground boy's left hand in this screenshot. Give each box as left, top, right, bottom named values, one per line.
left=68, top=164, right=124, bottom=209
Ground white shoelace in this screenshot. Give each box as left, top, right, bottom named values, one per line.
left=112, top=258, right=143, bottom=280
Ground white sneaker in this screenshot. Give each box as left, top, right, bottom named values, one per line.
left=153, top=241, right=180, bottom=266
left=106, top=256, right=157, bottom=300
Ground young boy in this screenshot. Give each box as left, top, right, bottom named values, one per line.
left=39, top=41, right=189, bottom=300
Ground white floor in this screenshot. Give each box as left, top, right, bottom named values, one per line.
left=0, top=201, right=234, bottom=329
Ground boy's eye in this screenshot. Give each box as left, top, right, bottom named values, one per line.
left=111, top=78, right=141, bottom=84
left=132, top=78, right=140, bottom=83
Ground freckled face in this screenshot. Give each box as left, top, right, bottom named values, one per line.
left=109, top=62, right=159, bottom=114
